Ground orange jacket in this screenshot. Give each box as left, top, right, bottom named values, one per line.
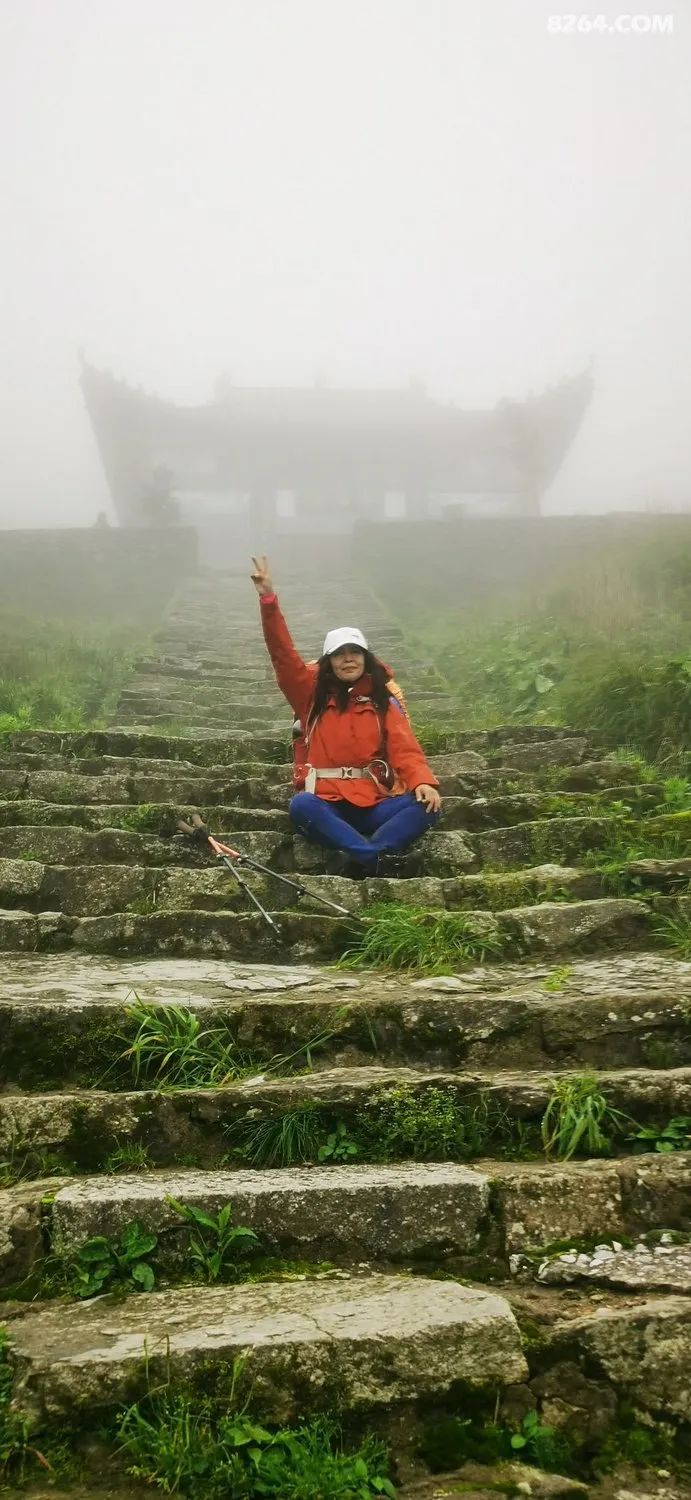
left=259, top=593, right=438, bottom=806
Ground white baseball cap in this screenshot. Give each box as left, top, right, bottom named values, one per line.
left=322, top=626, right=368, bottom=657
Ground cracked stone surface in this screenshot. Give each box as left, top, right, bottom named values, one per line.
left=1, top=948, right=689, bottom=1006
left=557, top=1297, right=691, bottom=1421
left=6, top=1274, right=528, bottom=1422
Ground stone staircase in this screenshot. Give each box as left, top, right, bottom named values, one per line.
left=1, top=570, right=690, bottom=1490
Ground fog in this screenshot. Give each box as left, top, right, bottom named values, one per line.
left=1, top=0, right=689, bottom=527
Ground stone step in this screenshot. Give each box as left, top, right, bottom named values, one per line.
left=48, top=1161, right=489, bottom=1266
left=4, top=1274, right=527, bottom=1425
left=535, top=1238, right=691, bottom=1293
left=119, top=684, right=286, bottom=704
left=1, top=855, right=617, bottom=918
left=489, top=738, right=592, bottom=770
left=488, top=1151, right=691, bottom=1254
left=442, top=786, right=663, bottom=831
left=3, top=1064, right=689, bottom=1171
left=4, top=1148, right=689, bottom=1289
left=0, top=751, right=297, bottom=784
left=110, top=713, right=294, bottom=733
left=4, top=1143, right=690, bottom=1293
left=3, top=729, right=293, bottom=765
left=472, top=811, right=689, bottom=869
left=0, top=823, right=478, bottom=875
left=0, top=752, right=640, bottom=805
left=8, top=809, right=684, bottom=882
left=0, top=782, right=662, bottom=830
left=2, top=724, right=598, bottom=764
left=119, top=682, right=453, bottom=709
left=1, top=950, right=688, bottom=1090
left=0, top=801, right=291, bottom=833
left=132, top=660, right=279, bottom=682
left=0, top=895, right=652, bottom=962
left=26, top=809, right=675, bottom=885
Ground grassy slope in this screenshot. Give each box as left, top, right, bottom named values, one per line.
left=389, top=530, right=691, bottom=763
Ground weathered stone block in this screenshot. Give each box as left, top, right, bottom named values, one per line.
left=488, top=1160, right=626, bottom=1253
left=558, top=1298, right=691, bottom=1422
left=51, top=1162, right=490, bottom=1261
left=7, top=1274, right=528, bottom=1424
left=497, top=898, right=650, bottom=954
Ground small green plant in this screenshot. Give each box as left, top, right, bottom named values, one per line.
left=116, top=1385, right=396, bottom=1498
left=662, top=776, right=691, bottom=812
left=542, top=965, right=573, bottom=993
left=594, top=1410, right=686, bottom=1476
left=226, top=1104, right=325, bottom=1169
left=653, top=907, right=691, bottom=960
left=0, top=1137, right=68, bottom=1188
left=541, top=1076, right=633, bottom=1161
left=542, top=793, right=599, bottom=821
left=628, top=1116, right=691, bottom=1153
left=414, top=722, right=457, bottom=754
left=68, top=1221, right=158, bottom=1298
left=117, top=1000, right=350, bottom=1091
left=535, top=884, right=576, bottom=904
left=118, top=1000, right=247, bottom=1089
left=337, top=904, right=510, bottom=975
left=357, top=1086, right=522, bottom=1163
left=118, top=803, right=163, bottom=833
left=317, top=1122, right=360, bottom=1163
left=104, top=1140, right=152, bottom=1174
left=166, top=1198, right=261, bottom=1284
left=584, top=826, right=689, bottom=895
left=610, top=748, right=659, bottom=781
left=510, top=1409, right=573, bottom=1471
left=1, top=1328, right=29, bottom=1479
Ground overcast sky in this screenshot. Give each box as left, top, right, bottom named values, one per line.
left=1, top=0, right=689, bottom=524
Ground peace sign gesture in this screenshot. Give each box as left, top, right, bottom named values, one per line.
left=250, top=554, right=273, bottom=597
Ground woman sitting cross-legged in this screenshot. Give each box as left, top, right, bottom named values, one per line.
left=251, top=554, right=442, bottom=879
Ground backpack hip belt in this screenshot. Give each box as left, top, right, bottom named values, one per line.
left=304, top=760, right=394, bottom=795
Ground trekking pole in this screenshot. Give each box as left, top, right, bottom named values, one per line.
left=177, top=815, right=361, bottom=923
left=178, top=816, right=281, bottom=933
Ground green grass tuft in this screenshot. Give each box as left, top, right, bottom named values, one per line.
left=116, top=1389, right=396, bottom=1498
left=541, top=1075, right=633, bottom=1161
left=337, top=904, right=511, bottom=974
left=653, top=906, right=691, bottom=960
left=226, top=1104, right=325, bottom=1169
left=118, top=1000, right=249, bottom=1089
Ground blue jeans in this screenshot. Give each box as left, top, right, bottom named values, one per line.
left=289, top=790, right=439, bottom=867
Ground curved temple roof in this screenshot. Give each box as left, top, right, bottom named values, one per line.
left=81, top=360, right=594, bottom=525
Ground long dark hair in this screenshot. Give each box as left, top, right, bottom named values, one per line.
left=308, top=648, right=391, bottom=727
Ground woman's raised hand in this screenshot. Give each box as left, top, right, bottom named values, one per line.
left=251, top=555, right=273, bottom=596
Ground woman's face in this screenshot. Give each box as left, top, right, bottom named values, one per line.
left=330, top=645, right=366, bottom=683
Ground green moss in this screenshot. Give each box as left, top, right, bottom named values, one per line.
left=519, top=1231, right=634, bottom=1264
left=420, top=1415, right=510, bottom=1471
left=513, top=1312, right=549, bottom=1354
left=0, top=1012, right=127, bottom=1092
left=642, top=1037, right=677, bottom=1068
left=480, top=875, right=533, bottom=912
left=594, top=1404, right=691, bottom=1477
left=65, top=1102, right=121, bottom=1171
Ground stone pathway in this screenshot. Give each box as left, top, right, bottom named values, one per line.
left=1, top=570, right=690, bottom=1487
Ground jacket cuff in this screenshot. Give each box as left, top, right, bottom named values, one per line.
left=259, top=592, right=277, bottom=604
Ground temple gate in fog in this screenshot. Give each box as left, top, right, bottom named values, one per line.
left=80, top=360, right=593, bottom=558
